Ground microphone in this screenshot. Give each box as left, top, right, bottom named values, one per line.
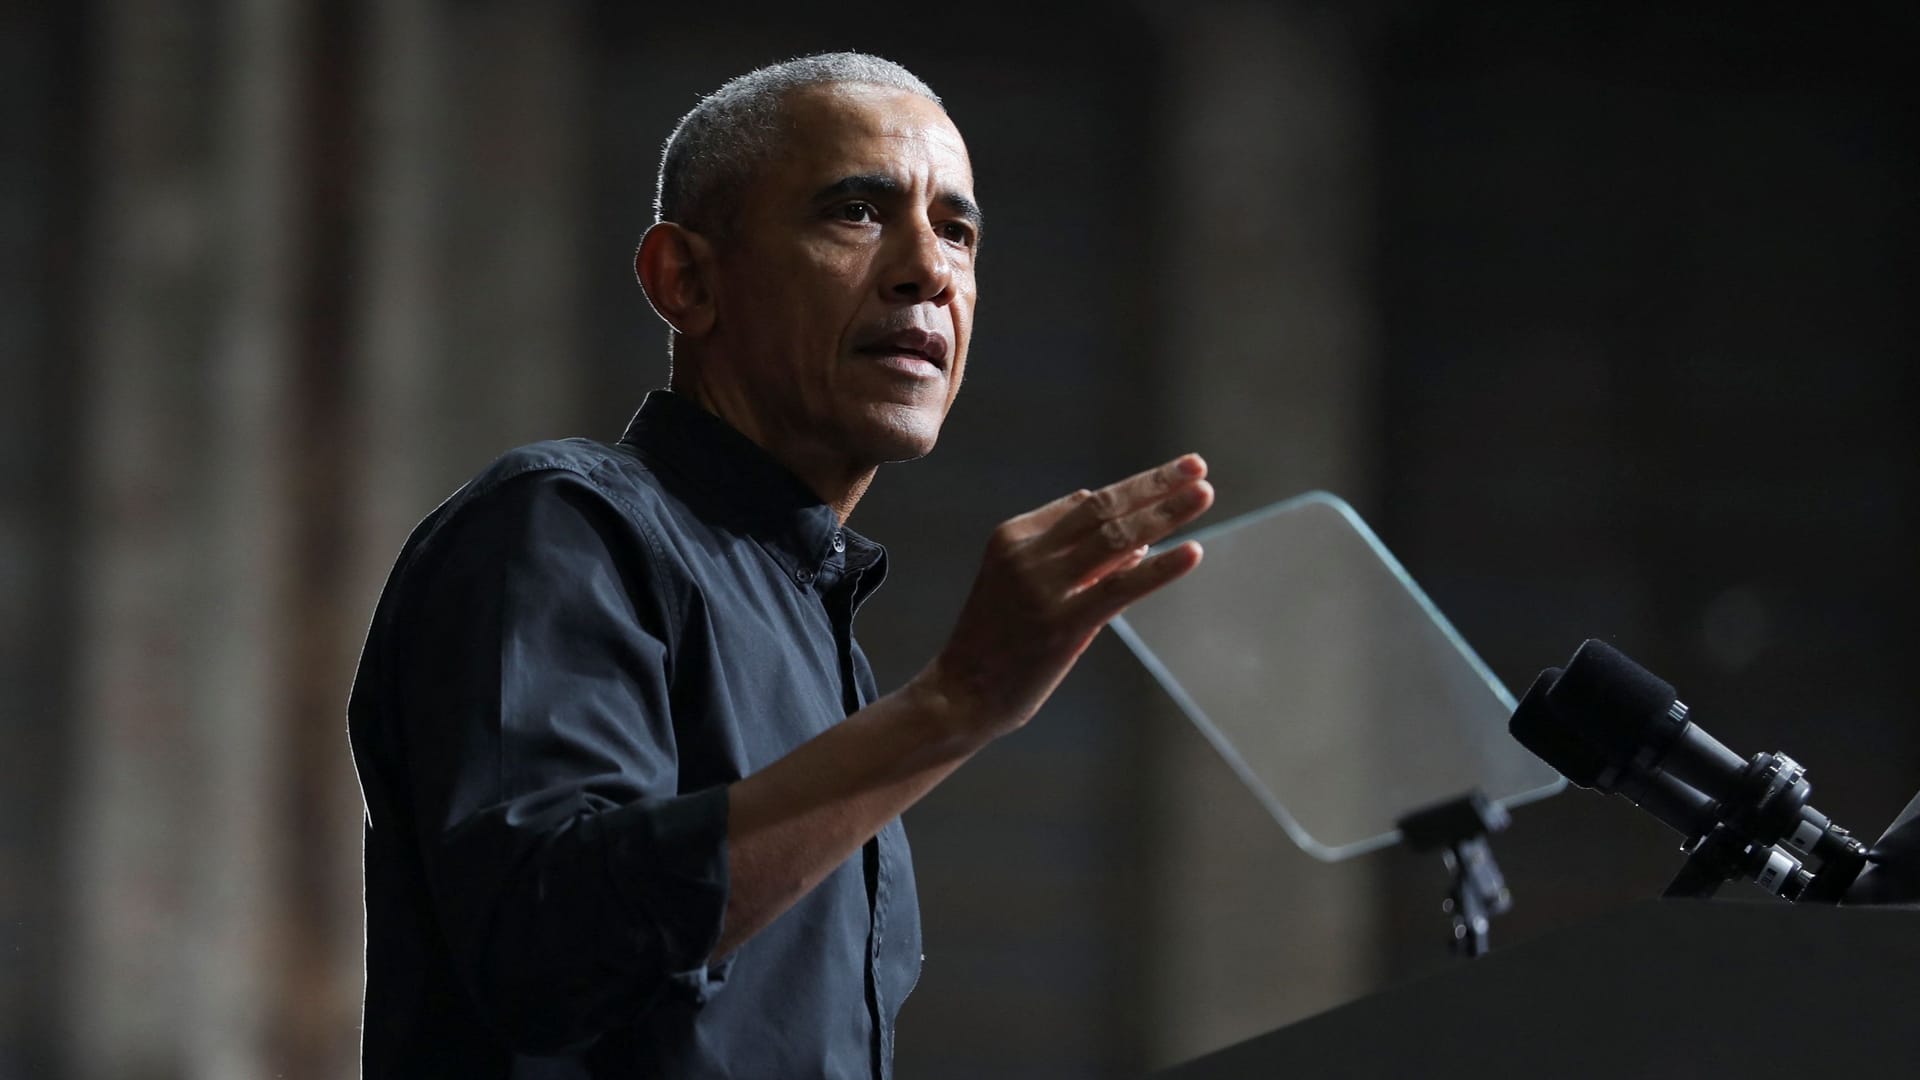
left=1545, top=641, right=1860, bottom=874
left=1541, top=642, right=1745, bottom=802
left=1509, top=640, right=1872, bottom=901
left=1510, top=668, right=1721, bottom=841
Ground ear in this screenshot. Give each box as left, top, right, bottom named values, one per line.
left=635, top=222, right=717, bottom=339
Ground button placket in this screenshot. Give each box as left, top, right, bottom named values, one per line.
left=873, top=828, right=894, bottom=1066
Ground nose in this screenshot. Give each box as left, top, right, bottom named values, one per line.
left=881, top=217, right=954, bottom=305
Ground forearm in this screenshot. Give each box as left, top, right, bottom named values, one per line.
left=717, top=672, right=987, bottom=956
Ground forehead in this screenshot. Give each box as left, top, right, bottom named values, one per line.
left=774, top=84, right=973, bottom=185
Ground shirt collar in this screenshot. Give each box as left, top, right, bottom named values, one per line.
left=617, top=390, right=886, bottom=592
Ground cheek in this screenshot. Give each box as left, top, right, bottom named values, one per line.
left=802, top=254, right=875, bottom=374
left=951, top=291, right=978, bottom=376
left=944, top=332, right=971, bottom=406
left=953, top=267, right=978, bottom=324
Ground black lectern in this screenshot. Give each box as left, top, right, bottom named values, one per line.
left=1157, top=901, right=1916, bottom=1079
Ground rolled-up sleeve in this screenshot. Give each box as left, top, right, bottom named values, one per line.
left=392, top=466, right=728, bottom=1053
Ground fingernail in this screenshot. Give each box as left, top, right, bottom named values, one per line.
left=1177, top=454, right=1205, bottom=476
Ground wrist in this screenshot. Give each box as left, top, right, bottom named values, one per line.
left=901, top=660, right=1009, bottom=754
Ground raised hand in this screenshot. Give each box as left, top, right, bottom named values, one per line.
left=916, top=454, right=1215, bottom=741
left=719, top=455, right=1214, bottom=955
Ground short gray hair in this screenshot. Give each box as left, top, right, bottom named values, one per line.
left=654, top=52, right=942, bottom=233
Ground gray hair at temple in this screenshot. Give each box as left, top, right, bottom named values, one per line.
left=654, top=52, right=942, bottom=234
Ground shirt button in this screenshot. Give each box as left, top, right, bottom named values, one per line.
left=796, top=567, right=815, bottom=585
left=831, top=530, right=846, bottom=554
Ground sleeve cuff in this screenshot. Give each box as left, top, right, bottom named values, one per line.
left=599, top=784, right=734, bottom=1002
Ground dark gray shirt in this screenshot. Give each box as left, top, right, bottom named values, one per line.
left=349, top=390, right=921, bottom=1078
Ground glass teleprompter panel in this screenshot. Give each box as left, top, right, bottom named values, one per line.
left=1113, top=492, right=1563, bottom=861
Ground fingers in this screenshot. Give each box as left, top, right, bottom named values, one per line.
left=998, top=487, right=1099, bottom=543
left=1066, top=541, right=1205, bottom=624
left=1049, top=454, right=1208, bottom=542
left=992, top=453, right=1208, bottom=547
left=1053, top=478, right=1214, bottom=587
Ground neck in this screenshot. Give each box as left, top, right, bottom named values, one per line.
left=674, top=375, right=877, bottom=524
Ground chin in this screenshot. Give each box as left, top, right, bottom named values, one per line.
left=846, top=403, right=946, bottom=464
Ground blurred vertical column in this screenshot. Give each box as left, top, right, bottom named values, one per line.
left=418, top=2, right=586, bottom=476
left=271, top=0, right=364, bottom=1075
left=2, top=4, right=85, bottom=1075
left=69, top=1, right=301, bottom=1077
left=1140, top=1, right=1386, bottom=1067
left=350, top=0, right=445, bottom=558
left=65, top=0, right=591, bottom=1076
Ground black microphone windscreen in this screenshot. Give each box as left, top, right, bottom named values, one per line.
left=1545, top=639, right=1677, bottom=755
left=1509, top=667, right=1611, bottom=788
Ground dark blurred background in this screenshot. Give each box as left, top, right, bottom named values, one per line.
left=4, top=2, right=1916, bottom=1077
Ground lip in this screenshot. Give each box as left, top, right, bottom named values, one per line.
left=853, top=326, right=951, bottom=372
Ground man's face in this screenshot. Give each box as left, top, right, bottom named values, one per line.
left=702, top=84, right=980, bottom=469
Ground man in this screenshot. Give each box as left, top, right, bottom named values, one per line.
left=348, top=53, right=1213, bottom=1078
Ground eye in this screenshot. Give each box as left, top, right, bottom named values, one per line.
left=938, top=221, right=977, bottom=249
left=835, top=201, right=878, bottom=223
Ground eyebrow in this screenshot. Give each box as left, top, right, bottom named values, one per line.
left=814, top=172, right=986, bottom=234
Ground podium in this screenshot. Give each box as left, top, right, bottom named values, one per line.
left=1157, top=901, right=1917, bottom=1079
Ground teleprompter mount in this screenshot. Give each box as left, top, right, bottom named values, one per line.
left=1397, top=790, right=1513, bottom=957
